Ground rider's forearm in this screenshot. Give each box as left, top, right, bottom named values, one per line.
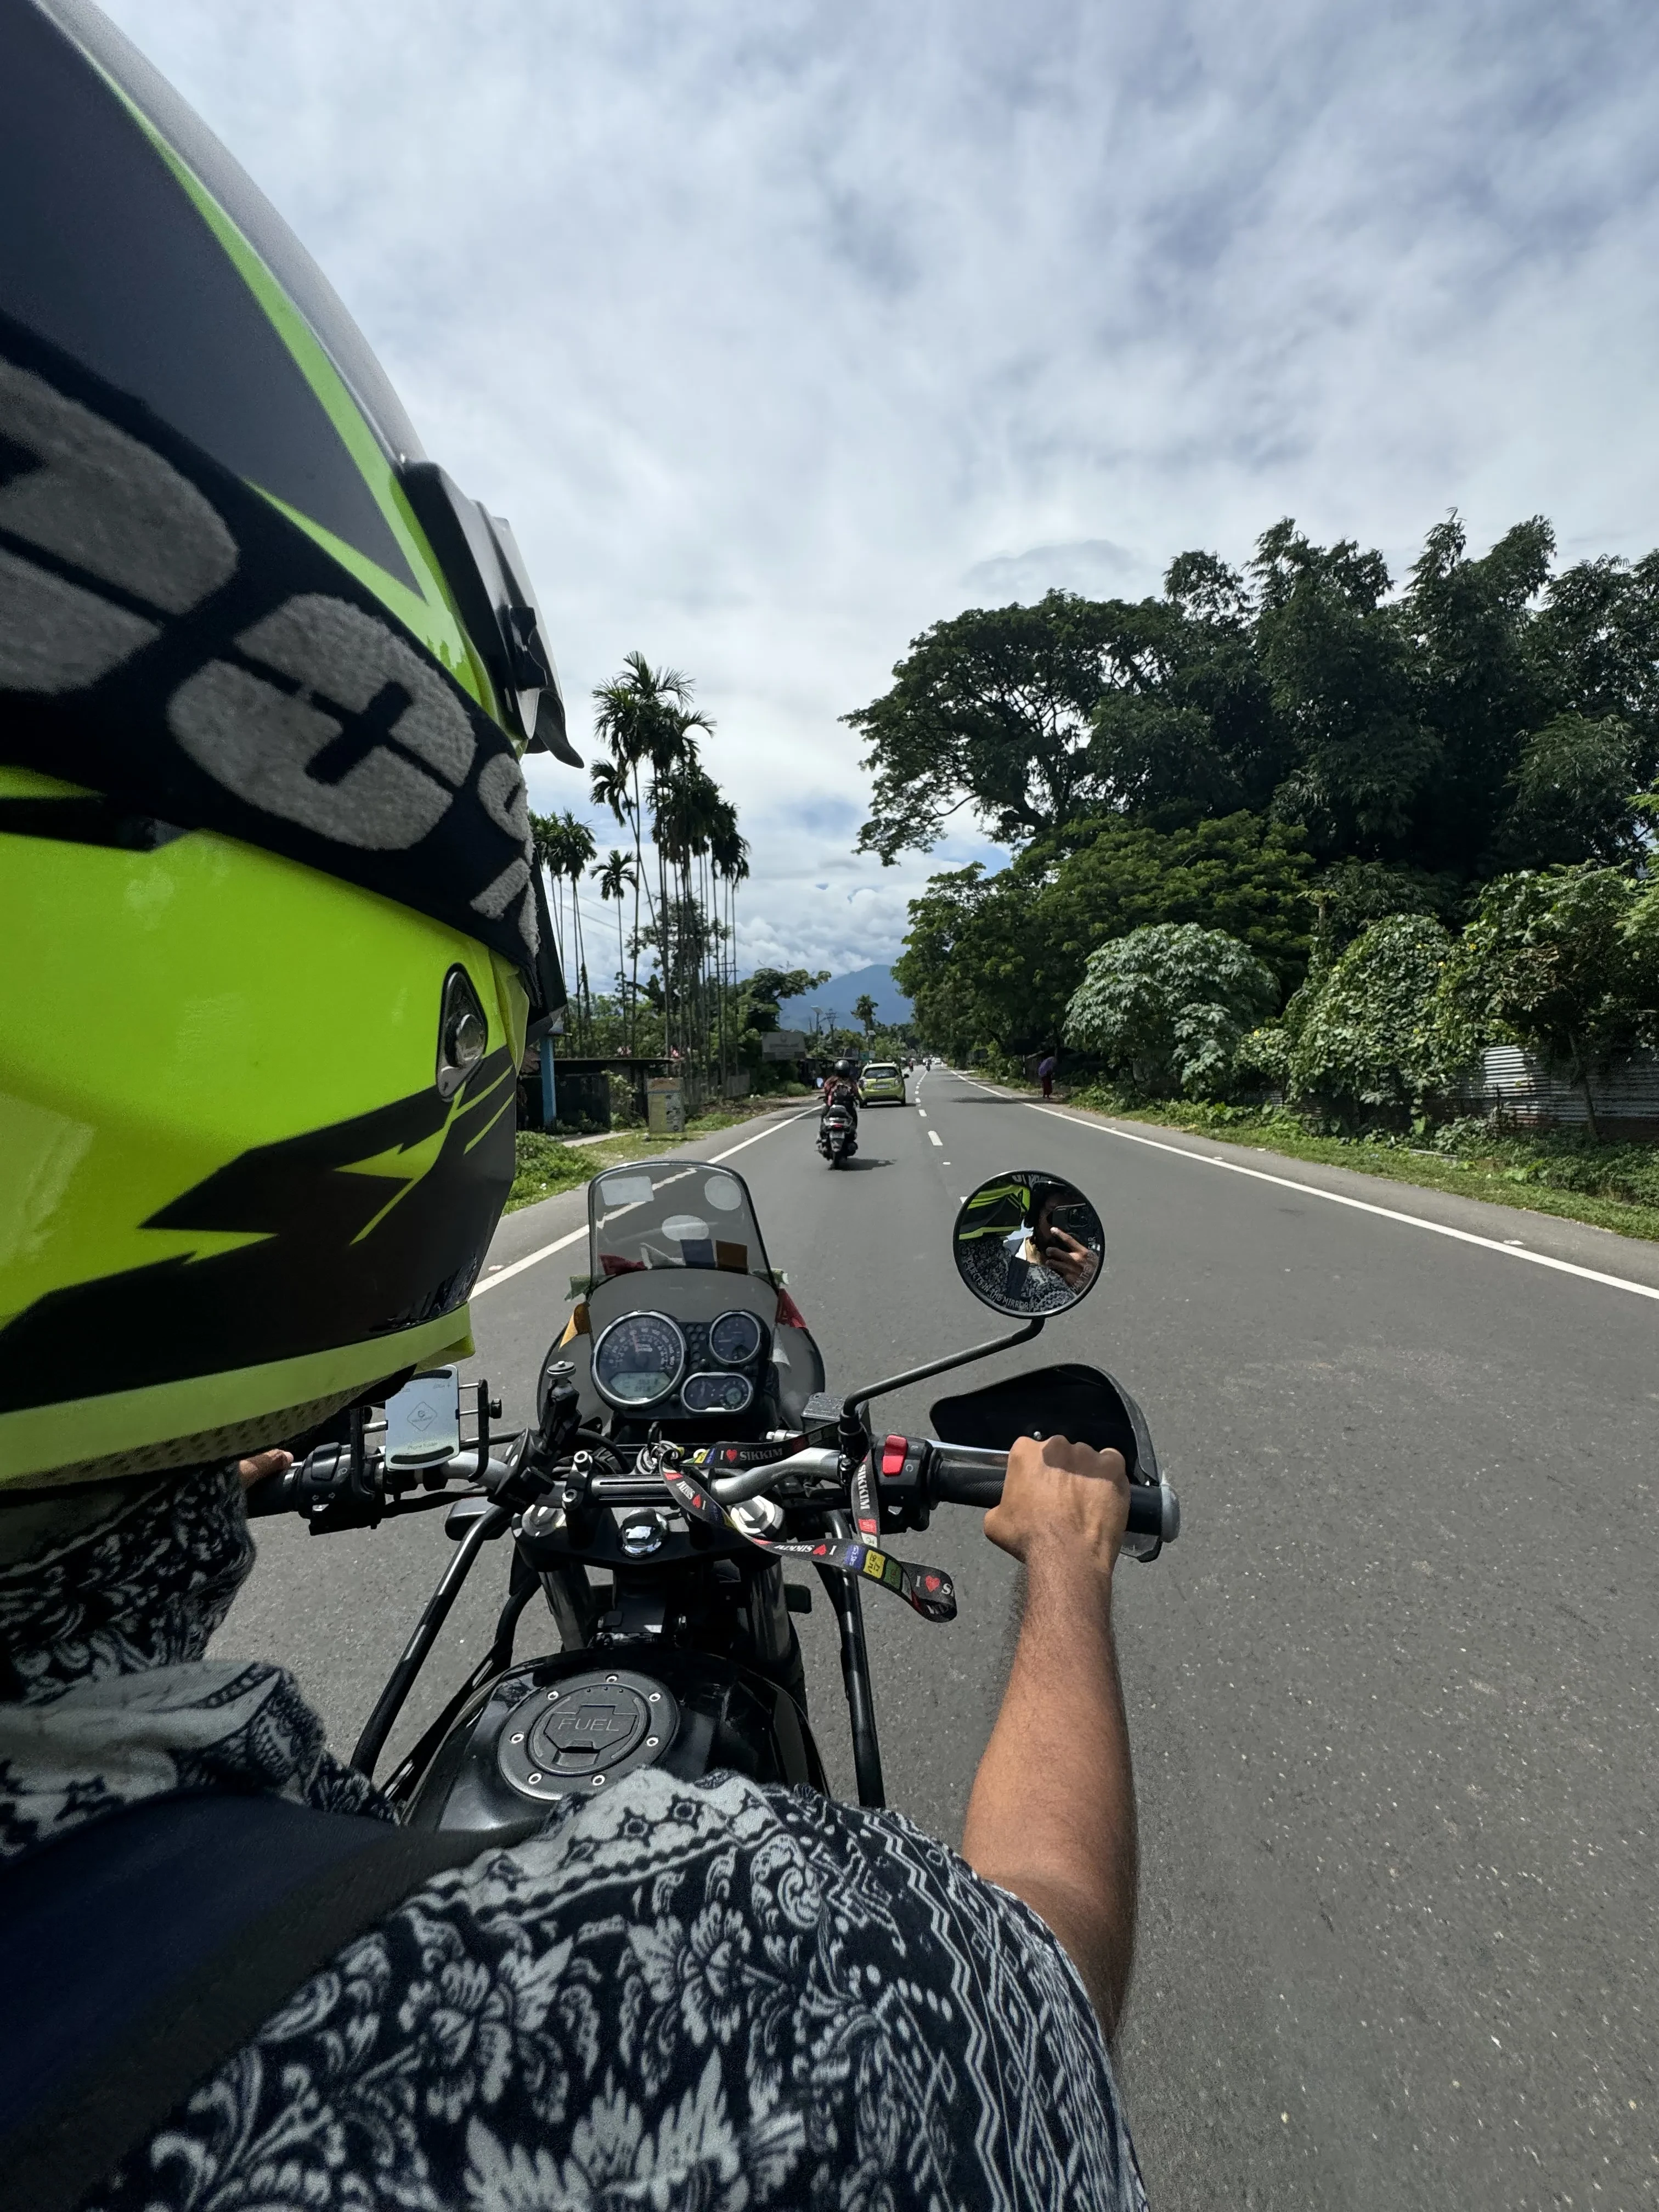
left=962, top=1547, right=1137, bottom=2040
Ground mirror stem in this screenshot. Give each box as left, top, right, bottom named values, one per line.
left=842, top=1316, right=1045, bottom=1432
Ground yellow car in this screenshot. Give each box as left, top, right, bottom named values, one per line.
left=859, top=1062, right=907, bottom=1105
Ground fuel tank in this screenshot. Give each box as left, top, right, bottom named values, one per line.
left=403, top=1645, right=828, bottom=1841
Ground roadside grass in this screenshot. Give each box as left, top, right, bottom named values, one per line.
left=506, top=1092, right=814, bottom=1214
left=1029, top=1085, right=1659, bottom=1244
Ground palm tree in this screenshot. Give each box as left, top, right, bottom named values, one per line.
left=709, top=807, right=748, bottom=1091
left=588, top=756, right=642, bottom=1052
left=528, top=810, right=567, bottom=1008
left=529, top=810, right=597, bottom=1047
left=854, top=993, right=878, bottom=1037
left=593, top=848, right=637, bottom=1046
left=653, top=760, right=724, bottom=1063
left=554, top=810, right=596, bottom=1045
left=592, top=654, right=709, bottom=1058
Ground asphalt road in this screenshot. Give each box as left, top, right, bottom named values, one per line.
left=221, top=1070, right=1659, bottom=2210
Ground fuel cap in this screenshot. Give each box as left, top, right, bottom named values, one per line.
left=495, top=1668, right=679, bottom=1802
left=528, top=1684, right=649, bottom=1773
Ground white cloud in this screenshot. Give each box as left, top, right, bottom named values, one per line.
left=101, top=0, right=1659, bottom=969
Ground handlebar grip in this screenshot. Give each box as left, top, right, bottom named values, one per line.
left=930, top=1446, right=1180, bottom=1544
left=1126, top=1484, right=1178, bottom=1541
left=932, top=1467, right=1004, bottom=1507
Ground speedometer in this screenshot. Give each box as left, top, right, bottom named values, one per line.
left=591, top=1313, right=687, bottom=1408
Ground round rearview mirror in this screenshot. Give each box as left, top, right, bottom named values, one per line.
left=952, top=1170, right=1105, bottom=1318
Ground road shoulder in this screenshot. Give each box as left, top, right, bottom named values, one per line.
left=952, top=1073, right=1659, bottom=1294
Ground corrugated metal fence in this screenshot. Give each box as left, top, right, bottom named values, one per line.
left=1463, top=1047, right=1659, bottom=1135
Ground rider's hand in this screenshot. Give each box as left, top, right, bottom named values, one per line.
left=1041, top=1229, right=1100, bottom=1290
left=984, top=1435, right=1129, bottom=1578
left=236, top=1448, right=292, bottom=1488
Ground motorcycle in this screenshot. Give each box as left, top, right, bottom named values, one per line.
left=249, top=1162, right=1180, bottom=1829
left=817, top=1098, right=856, bottom=1166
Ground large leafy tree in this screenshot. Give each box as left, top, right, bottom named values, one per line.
left=857, top=515, right=1656, bottom=884
left=1249, top=522, right=1438, bottom=860
left=845, top=592, right=1193, bottom=860
left=738, top=967, right=831, bottom=1035
left=1064, top=924, right=1278, bottom=1098
left=1436, top=867, right=1659, bottom=1136
left=1393, top=515, right=1554, bottom=872
left=1498, top=714, right=1645, bottom=867
left=872, top=514, right=1659, bottom=1071
left=1527, top=550, right=1659, bottom=757
left=893, top=811, right=1312, bottom=1058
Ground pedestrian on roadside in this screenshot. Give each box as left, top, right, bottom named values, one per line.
left=1039, top=1048, right=1058, bottom=1100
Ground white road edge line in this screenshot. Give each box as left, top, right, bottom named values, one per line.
left=472, top=1224, right=586, bottom=1296
left=1024, top=1102, right=1659, bottom=1304
left=710, top=1109, right=817, bottom=1161
left=472, top=1110, right=815, bottom=1298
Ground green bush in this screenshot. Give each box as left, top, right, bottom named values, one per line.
left=1064, top=922, right=1278, bottom=1098
left=1627, top=878, right=1659, bottom=970
left=1288, top=913, right=1457, bottom=1115
left=1434, top=865, right=1659, bottom=1133
left=1232, top=1023, right=1293, bottom=1094
left=508, top=1132, right=593, bottom=1211
left=607, top=1071, right=641, bottom=1126
left=1418, top=1116, right=1659, bottom=1205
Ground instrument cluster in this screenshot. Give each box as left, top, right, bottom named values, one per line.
left=591, top=1306, right=769, bottom=1418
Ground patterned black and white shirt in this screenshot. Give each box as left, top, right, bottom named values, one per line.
left=0, top=1467, right=1148, bottom=2211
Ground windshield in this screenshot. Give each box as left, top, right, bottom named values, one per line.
left=864, top=1065, right=898, bottom=1079
left=587, top=1159, right=775, bottom=1284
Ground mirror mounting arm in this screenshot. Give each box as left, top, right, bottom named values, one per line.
left=841, top=1316, right=1046, bottom=1440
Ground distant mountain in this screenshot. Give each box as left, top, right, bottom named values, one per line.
left=804, top=963, right=913, bottom=1028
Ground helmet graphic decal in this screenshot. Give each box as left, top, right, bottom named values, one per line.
left=0, top=1047, right=516, bottom=1427
left=170, top=596, right=482, bottom=851
left=0, top=326, right=543, bottom=975
left=0, top=357, right=238, bottom=689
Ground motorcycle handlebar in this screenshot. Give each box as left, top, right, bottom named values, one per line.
left=254, top=1434, right=1179, bottom=1547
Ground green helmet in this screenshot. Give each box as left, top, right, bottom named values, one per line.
left=0, top=0, right=577, bottom=1487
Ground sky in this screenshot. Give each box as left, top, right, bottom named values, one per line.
left=104, top=0, right=1659, bottom=979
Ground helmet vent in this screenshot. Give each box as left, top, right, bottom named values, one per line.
left=436, top=966, right=488, bottom=1099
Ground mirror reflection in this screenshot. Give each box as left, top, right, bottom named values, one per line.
left=952, top=1172, right=1105, bottom=1317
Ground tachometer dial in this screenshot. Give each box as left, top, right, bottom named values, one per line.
left=591, top=1312, right=687, bottom=1408
left=708, top=1309, right=763, bottom=1366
